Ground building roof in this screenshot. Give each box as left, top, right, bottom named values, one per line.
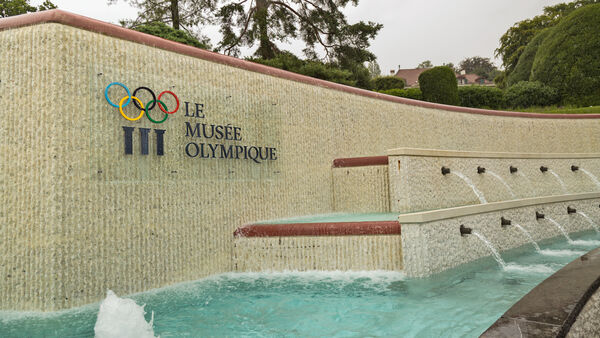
left=394, top=68, right=430, bottom=87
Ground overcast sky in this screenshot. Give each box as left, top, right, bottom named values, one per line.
left=31, top=0, right=566, bottom=73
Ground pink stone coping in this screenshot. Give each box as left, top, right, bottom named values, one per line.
left=2, top=10, right=600, bottom=119
left=332, top=156, right=389, bottom=168
left=233, top=221, right=401, bottom=237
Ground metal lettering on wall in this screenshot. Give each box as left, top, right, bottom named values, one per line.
left=104, top=82, right=278, bottom=164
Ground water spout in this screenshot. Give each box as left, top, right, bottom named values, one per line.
left=536, top=211, right=545, bottom=220
left=577, top=211, right=600, bottom=233
left=509, top=166, right=518, bottom=174
left=441, top=166, right=451, bottom=175
left=487, top=170, right=516, bottom=198
left=460, top=224, right=472, bottom=236
left=540, top=166, right=548, bottom=173
left=472, top=231, right=506, bottom=268
left=477, top=166, right=486, bottom=174
left=571, top=165, right=579, bottom=172
left=546, top=217, right=573, bottom=242
left=501, top=217, right=511, bottom=227
left=580, top=168, right=600, bottom=188
left=548, top=169, right=568, bottom=193
left=567, top=206, right=577, bottom=214
left=514, top=223, right=541, bottom=252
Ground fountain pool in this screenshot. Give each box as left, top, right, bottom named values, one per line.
left=1, top=231, right=598, bottom=337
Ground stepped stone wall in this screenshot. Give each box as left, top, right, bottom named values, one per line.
left=2, top=17, right=600, bottom=310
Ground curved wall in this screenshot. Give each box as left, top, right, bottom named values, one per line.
left=2, top=11, right=600, bottom=310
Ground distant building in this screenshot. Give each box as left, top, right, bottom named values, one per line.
left=393, top=68, right=494, bottom=88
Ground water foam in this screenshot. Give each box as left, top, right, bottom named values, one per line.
left=569, top=239, right=600, bottom=247
left=539, top=249, right=586, bottom=257
left=94, top=290, right=157, bottom=338
left=503, top=263, right=554, bottom=274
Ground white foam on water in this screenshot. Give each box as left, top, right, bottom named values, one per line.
left=569, top=239, right=600, bottom=247
left=487, top=171, right=516, bottom=198
left=503, top=263, right=554, bottom=274
left=94, top=290, right=157, bottom=338
left=452, top=171, right=487, bottom=203
left=539, top=249, right=586, bottom=257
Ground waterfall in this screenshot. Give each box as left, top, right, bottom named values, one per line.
left=546, top=217, right=573, bottom=242
left=577, top=211, right=600, bottom=233
left=451, top=171, right=487, bottom=203
left=513, top=223, right=541, bottom=251
left=472, top=231, right=505, bottom=268
left=487, top=170, right=516, bottom=198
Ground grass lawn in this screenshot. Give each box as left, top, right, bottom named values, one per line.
left=514, top=105, right=600, bottom=114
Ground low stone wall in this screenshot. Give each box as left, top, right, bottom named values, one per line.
left=401, top=194, right=600, bottom=277
left=389, top=149, right=600, bottom=213
left=568, top=287, right=600, bottom=337
left=234, top=235, right=402, bottom=272
left=331, top=165, right=390, bottom=213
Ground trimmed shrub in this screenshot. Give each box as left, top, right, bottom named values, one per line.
left=507, top=28, right=552, bottom=86
left=372, top=76, right=405, bottom=91
left=531, top=3, right=600, bottom=106
left=134, top=22, right=209, bottom=49
left=458, top=86, right=504, bottom=109
left=503, top=81, right=559, bottom=108
left=418, top=66, right=460, bottom=105
left=379, top=88, right=423, bottom=100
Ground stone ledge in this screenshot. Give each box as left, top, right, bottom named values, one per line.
left=234, top=221, right=401, bottom=237
left=481, top=247, right=600, bottom=337
left=388, top=148, right=600, bottom=158
left=398, top=193, right=600, bottom=223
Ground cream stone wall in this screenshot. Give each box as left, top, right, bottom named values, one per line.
left=3, top=22, right=600, bottom=310
left=567, top=285, right=600, bottom=337
left=233, top=235, right=402, bottom=271
left=401, top=198, right=600, bottom=277
left=389, top=154, right=600, bottom=213
left=332, top=166, right=389, bottom=212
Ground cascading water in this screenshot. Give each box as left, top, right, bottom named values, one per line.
left=513, top=223, right=540, bottom=251
left=546, top=217, right=573, bottom=242
left=451, top=171, right=487, bottom=203
left=472, top=231, right=505, bottom=268
left=580, top=168, right=600, bottom=189
left=577, top=211, right=600, bottom=233
left=487, top=170, right=516, bottom=198
left=548, top=169, right=568, bottom=193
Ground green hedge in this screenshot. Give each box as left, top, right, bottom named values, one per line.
left=372, top=76, right=405, bottom=91
left=379, top=88, right=423, bottom=100
left=507, top=28, right=552, bottom=86
left=418, top=66, right=460, bottom=105
left=531, top=3, right=600, bottom=106
left=503, top=81, right=559, bottom=108
left=458, top=86, right=504, bottom=109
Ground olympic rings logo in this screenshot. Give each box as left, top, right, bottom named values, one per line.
left=104, top=82, right=180, bottom=124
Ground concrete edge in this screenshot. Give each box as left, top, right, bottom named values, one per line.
left=233, top=221, right=401, bottom=237
left=2, top=10, right=600, bottom=120
left=387, top=148, right=600, bottom=158
left=398, top=193, right=600, bottom=223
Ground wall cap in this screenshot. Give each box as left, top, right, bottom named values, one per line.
left=388, top=148, right=600, bottom=158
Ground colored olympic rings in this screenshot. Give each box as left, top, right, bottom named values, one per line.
left=105, top=83, right=179, bottom=123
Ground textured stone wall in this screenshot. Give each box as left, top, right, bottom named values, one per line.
left=567, top=280, right=600, bottom=337
left=402, top=198, right=600, bottom=277
left=332, top=166, right=389, bottom=212
left=3, top=22, right=600, bottom=310
left=390, top=156, right=600, bottom=213
left=233, top=235, right=402, bottom=271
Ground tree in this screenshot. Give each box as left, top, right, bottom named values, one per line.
left=418, top=66, right=459, bottom=105
left=0, top=0, right=55, bottom=18
left=442, top=62, right=458, bottom=73
left=458, top=56, right=496, bottom=79
left=416, top=60, right=432, bottom=68
left=367, top=60, right=381, bottom=78
left=530, top=3, right=600, bottom=106
left=506, top=28, right=551, bottom=86
left=372, top=76, right=404, bottom=91
left=133, top=22, right=210, bottom=48
left=216, top=0, right=381, bottom=62
left=108, top=0, right=217, bottom=31
left=496, top=0, right=599, bottom=77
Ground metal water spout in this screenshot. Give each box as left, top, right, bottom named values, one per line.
left=536, top=211, right=545, bottom=220
left=501, top=217, right=511, bottom=227
left=441, top=167, right=451, bottom=175
left=567, top=206, right=577, bottom=214
left=540, top=166, right=548, bottom=173
left=571, top=165, right=579, bottom=172
left=509, top=166, right=518, bottom=174
left=477, top=166, right=486, bottom=174
left=460, top=224, right=472, bottom=236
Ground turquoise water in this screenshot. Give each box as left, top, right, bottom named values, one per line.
left=1, top=231, right=599, bottom=337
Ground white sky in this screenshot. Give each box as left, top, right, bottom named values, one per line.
left=31, top=0, right=566, bottom=73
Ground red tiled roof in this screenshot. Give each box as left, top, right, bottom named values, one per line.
left=394, top=68, right=430, bottom=87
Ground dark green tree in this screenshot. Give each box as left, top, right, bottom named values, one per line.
left=418, top=66, right=460, bottom=105
left=458, top=56, right=497, bottom=79
left=506, top=28, right=552, bottom=86
left=416, top=60, right=432, bottom=68
left=530, top=3, right=600, bottom=106
left=496, top=0, right=599, bottom=77
left=0, top=0, right=56, bottom=18
left=372, top=76, right=404, bottom=91
left=133, top=21, right=210, bottom=48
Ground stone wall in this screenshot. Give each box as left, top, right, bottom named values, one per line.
left=2, top=19, right=600, bottom=310
left=567, top=283, right=600, bottom=337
